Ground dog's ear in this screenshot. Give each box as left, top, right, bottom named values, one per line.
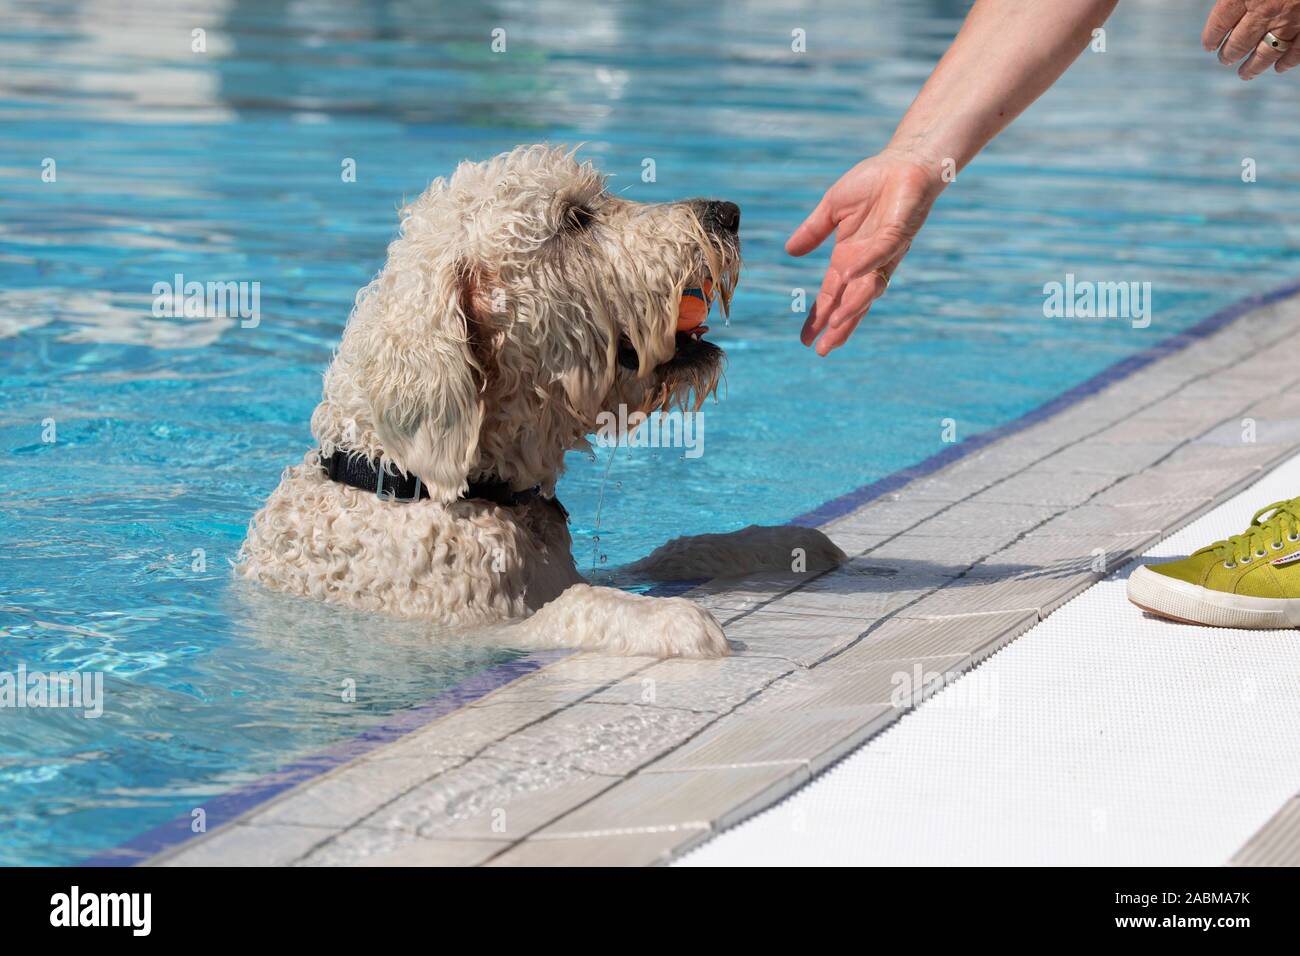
left=354, top=257, right=485, bottom=504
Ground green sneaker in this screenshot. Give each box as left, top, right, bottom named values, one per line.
left=1128, top=498, right=1300, bottom=628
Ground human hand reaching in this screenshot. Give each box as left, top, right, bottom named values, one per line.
left=786, top=149, right=944, bottom=356
left=785, top=0, right=1119, bottom=355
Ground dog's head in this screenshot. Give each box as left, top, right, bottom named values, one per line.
left=324, top=145, right=741, bottom=502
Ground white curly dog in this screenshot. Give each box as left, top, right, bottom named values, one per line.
left=238, top=146, right=843, bottom=657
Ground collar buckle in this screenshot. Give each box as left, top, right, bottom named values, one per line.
left=375, top=469, right=422, bottom=503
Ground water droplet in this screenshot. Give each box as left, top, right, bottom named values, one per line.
left=599, top=554, right=608, bottom=563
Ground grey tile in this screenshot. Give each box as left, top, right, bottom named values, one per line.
left=1087, top=416, right=1204, bottom=446
left=1187, top=318, right=1281, bottom=362
left=683, top=571, right=812, bottom=615
left=250, top=753, right=465, bottom=829
left=750, top=654, right=972, bottom=712
left=866, top=534, right=1004, bottom=574
left=823, top=496, right=951, bottom=535
left=875, top=502, right=1066, bottom=571
left=1229, top=797, right=1300, bottom=866
left=980, top=534, right=1141, bottom=578
left=1189, top=416, right=1300, bottom=448
left=890, top=464, right=1009, bottom=503
left=722, top=606, right=875, bottom=666
left=155, top=822, right=340, bottom=867
left=823, top=526, right=898, bottom=557
left=587, top=655, right=795, bottom=713
left=1089, top=467, right=1241, bottom=506
left=851, top=611, right=1037, bottom=664
left=1012, top=396, right=1144, bottom=447
left=906, top=499, right=1060, bottom=542
left=1242, top=391, right=1300, bottom=421
left=942, top=439, right=1061, bottom=474
left=469, top=653, right=658, bottom=707
left=373, top=700, right=568, bottom=761
left=1027, top=501, right=1194, bottom=538
left=767, top=557, right=953, bottom=619
left=973, top=467, right=1117, bottom=509
left=905, top=570, right=1089, bottom=618
left=297, top=832, right=509, bottom=867
left=646, top=652, right=969, bottom=774
left=544, top=764, right=810, bottom=834
left=1173, top=375, right=1284, bottom=408
left=479, top=702, right=717, bottom=776
left=1236, top=417, right=1300, bottom=447
left=766, top=581, right=937, bottom=620
left=810, top=652, right=1003, bottom=723
left=1045, top=440, right=1179, bottom=476
left=486, top=828, right=710, bottom=867
left=647, top=707, right=896, bottom=773
left=329, top=760, right=619, bottom=845
left=1238, top=360, right=1300, bottom=393
left=1162, top=442, right=1283, bottom=475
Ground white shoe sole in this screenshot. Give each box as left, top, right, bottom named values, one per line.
left=1127, top=564, right=1300, bottom=629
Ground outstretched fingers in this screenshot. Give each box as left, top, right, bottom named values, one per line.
left=1219, top=12, right=1271, bottom=64
left=814, top=310, right=867, bottom=356
left=1203, top=0, right=1247, bottom=51
left=806, top=235, right=907, bottom=353
left=786, top=196, right=837, bottom=257
left=800, top=264, right=846, bottom=346
left=1241, top=34, right=1286, bottom=78
left=812, top=247, right=907, bottom=355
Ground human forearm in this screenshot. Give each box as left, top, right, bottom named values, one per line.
left=887, top=0, right=1119, bottom=171
left=788, top=0, right=1120, bottom=356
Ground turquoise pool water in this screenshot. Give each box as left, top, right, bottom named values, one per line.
left=3, top=0, right=1300, bottom=865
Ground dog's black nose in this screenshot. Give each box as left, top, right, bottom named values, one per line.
left=702, top=200, right=740, bottom=234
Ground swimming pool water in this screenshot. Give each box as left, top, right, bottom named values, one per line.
left=3, top=0, right=1299, bottom=865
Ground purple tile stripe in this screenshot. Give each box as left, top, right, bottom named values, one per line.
left=81, top=649, right=569, bottom=866
left=86, top=277, right=1300, bottom=867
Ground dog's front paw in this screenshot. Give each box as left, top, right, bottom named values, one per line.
left=515, top=584, right=727, bottom=658
left=627, top=595, right=729, bottom=659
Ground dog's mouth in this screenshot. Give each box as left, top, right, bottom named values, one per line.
left=616, top=264, right=736, bottom=414
left=615, top=281, right=716, bottom=368
left=676, top=279, right=714, bottom=335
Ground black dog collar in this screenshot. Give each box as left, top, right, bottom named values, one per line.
left=321, top=449, right=542, bottom=508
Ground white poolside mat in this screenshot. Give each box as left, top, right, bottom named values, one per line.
left=680, top=454, right=1300, bottom=866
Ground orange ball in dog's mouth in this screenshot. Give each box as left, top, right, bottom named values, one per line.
left=677, top=279, right=713, bottom=334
